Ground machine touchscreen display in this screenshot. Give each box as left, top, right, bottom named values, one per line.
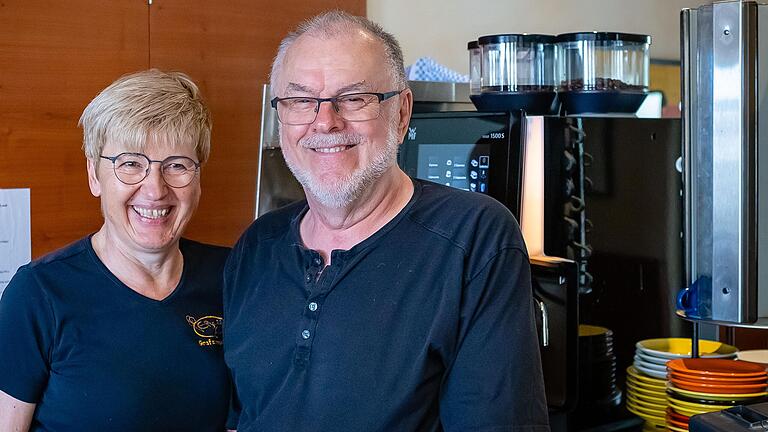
left=399, top=111, right=522, bottom=218
left=416, top=144, right=490, bottom=193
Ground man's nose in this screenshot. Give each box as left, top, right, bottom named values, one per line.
left=312, top=100, right=344, bottom=133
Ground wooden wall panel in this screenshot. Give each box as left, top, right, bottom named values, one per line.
left=1, top=1, right=366, bottom=258
left=0, top=1, right=148, bottom=257
left=148, top=0, right=365, bottom=247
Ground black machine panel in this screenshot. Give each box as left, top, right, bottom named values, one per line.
left=399, top=111, right=524, bottom=218
left=532, top=259, right=579, bottom=413
left=575, top=117, right=687, bottom=373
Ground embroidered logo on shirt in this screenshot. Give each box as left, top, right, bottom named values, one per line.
left=186, top=315, right=223, bottom=347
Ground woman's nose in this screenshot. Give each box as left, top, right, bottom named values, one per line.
left=140, top=163, right=168, bottom=198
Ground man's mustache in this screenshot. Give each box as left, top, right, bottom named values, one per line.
left=299, top=132, right=364, bottom=149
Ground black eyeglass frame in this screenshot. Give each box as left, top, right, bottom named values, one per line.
left=99, top=152, right=201, bottom=188
left=270, top=89, right=405, bottom=125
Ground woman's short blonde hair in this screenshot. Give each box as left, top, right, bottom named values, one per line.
left=79, top=69, right=212, bottom=163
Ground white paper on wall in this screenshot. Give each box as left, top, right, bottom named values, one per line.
left=0, top=188, right=31, bottom=298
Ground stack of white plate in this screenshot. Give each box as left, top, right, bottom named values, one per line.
left=736, top=349, right=768, bottom=368
left=633, top=338, right=738, bottom=379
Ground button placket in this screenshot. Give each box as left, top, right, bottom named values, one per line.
left=294, top=252, right=344, bottom=368
left=295, top=253, right=326, bottom=367
left=300, top=296, right=322, bottom=336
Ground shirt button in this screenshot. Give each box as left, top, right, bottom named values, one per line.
left=301, top=329, right=311, bottom=339
left=305, top=274, right=312, bottom=283
left=313, top=257, right=322, bottom=266
left=308, top=302, right=318, bottom=312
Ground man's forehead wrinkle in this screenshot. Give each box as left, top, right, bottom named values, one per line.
left=337, top=81, right=369, bottom=94
left=286, top=82, right=315, bottom=93
left=284, top=81, right=371, bottom=96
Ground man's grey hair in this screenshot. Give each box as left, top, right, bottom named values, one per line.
left=79, top=69, right=212, bottom=164
left=270, top=10, right=408, bottom=94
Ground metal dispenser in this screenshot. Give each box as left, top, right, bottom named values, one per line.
left=680, top=0, right=768, bottom=325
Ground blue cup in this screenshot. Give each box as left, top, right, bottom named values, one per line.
left=677, top=278, right=701, bottom=319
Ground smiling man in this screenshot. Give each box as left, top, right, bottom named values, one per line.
left=223, top=11, right=549, bottom=432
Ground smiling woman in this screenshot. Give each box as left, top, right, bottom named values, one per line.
left=0, top=70, right=231, bottom=431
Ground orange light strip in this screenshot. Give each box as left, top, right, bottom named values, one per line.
left=521, top=116, right=545, bottom=258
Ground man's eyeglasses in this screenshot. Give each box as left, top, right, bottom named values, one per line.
left=100, top=152, right=201, bottom=188
left=270, top=90, right=404, bottom=126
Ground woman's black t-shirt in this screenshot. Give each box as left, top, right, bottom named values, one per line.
left=0, top=236, right=230, bottom=431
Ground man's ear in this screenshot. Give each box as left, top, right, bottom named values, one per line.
left=396, top=88, right=413, bottom=143
left=87, top=159, right=102, bottom=198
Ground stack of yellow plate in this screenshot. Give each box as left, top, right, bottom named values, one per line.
left=626, top=365, right=667, bottom=428
left=641, top=422, right=667, bottom=432
left=627, top=338, right=738, bottom=430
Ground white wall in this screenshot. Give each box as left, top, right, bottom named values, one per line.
left=368, top=0, right=706, bottom=75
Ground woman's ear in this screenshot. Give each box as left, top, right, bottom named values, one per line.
left=87, top=159, right=102, bottom=198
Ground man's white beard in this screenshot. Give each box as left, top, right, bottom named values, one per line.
left=284, top=123, right=400, bottom=209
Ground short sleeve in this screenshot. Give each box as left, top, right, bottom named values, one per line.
left=0, top=267, right=54, bottom=403
left=440, top=247, right=550, bottom=432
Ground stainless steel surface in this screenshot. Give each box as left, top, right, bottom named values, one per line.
left=677, top=310, right=768, bottom=329
left=681, top=7, right=695, bottom=297
left=535, top=298, right=550, bottom=347
left=683, top=0, right=767, bottom=324
left=758, top=4, right=768, bottom=319
left=256, top=148, right=303, bottom=217
left=407, top=80, right=471, bottom=103
left=410, top=81, right=474, bottom=112
left=256, top=84, right=303, bottom=218
left=687, top=4, right=715, bottom=321
left=259, top=84, right=280, bottom=149
left=255, top=84, right=284, bottom=218
left=711, top=0, right=745, bottom=322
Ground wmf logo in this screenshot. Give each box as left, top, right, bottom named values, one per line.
left=408, top=127, right=417, bottom=140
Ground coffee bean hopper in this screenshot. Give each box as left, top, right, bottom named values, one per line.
left=470, top=33, right=558, bottom=115
left=555, top=32, right=651, bottom=115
